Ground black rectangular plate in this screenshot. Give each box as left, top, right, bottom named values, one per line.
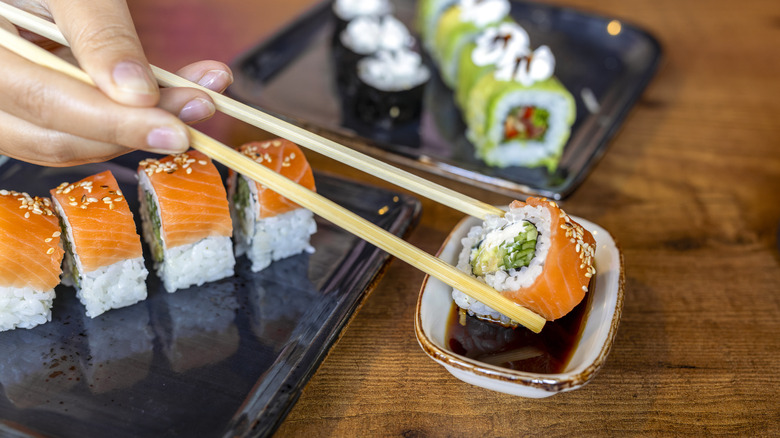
left=229, top=0, right=662, bottom=199
left=0, top=153, right=421, bottom=438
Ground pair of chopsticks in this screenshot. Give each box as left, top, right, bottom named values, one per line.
left=0, top=4, right=546, bottom=333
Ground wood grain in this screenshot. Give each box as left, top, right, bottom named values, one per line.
left=127, top=0, right=780, bottom=435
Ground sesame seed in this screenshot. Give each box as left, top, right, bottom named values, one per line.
left=24, top=211, right=30, bottom=218
left=271, top=140, right=281, bottom=147
left=102, top=196, right=111, bottom=202
left=45, top=237, right=52, bottom=243
left=0, top=190, right=7, bottom=196
left=186, top=167, right=192, bottom=174
left=582, top=286, right=588, bottom=292
left=109, top=203, right=114, bottom=210
left=52, top=231, right=61, bottom=237
left=80, top=205, right=87, bottom=209
left=69, top=201, right=78, bottom=206
left=87, top=197, right=98, bottom=203
left=116, top=189, right=123, bottom=196
left=585, top=272, right=592, bottom=278
left=114, top=197, right=123, bottom=202
left=46, top=248, right=55, bottom=255
left=198, top=160, right=207, bottom=165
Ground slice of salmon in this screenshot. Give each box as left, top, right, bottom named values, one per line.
left=0, top=190, right=64, bottom=290
left=50, top=171, right=142, bottom=273
left=237, top=139, right=316, bottom=218
left=503, top=197, right=597, bottom=321
left=138, top=150, right=232, bottom=248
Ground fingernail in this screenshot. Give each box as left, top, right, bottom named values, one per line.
left=197, top=70, right=232, bottom=90
left=179, top=97, right=215, bottom=123
left=113, top=61, right=156, bottom=95
left=146, top=126, right=188, bottom=153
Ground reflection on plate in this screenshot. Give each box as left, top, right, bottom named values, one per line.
left=0, top=154, right=420, bottom=437
left=415, top=215, right=624, bottom=398
left=230, top=0, right=662, bottom=199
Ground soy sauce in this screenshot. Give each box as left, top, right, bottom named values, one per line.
left=445, top=281, right=594, bottom=374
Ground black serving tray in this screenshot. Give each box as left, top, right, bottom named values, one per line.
left=0, top=153, right=420, bottom=437
left=229, top=0, right=662, bottom=199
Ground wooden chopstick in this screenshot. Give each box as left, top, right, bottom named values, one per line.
left=0, top=2, right=505, bottom=221
left=0, top=25, right=546, bottom=333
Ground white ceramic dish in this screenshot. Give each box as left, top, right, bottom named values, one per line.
left=415, top=214, right=624, bottom=398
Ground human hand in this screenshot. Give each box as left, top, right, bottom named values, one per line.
left=0, top=0, right=233, bottom=166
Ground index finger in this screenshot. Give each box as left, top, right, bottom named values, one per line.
left=47, top=0, right=159, bottom=107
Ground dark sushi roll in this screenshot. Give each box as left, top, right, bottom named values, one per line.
left=352, top=49, right=431, bottom=127
left=331, top=0, right=393, bottom=36
left=332, top=14, right=414, bottom=94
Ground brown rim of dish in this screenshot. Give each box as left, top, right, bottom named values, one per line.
left=414, top=216, right=625, bottom=394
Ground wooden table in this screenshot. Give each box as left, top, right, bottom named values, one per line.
left=129, top=0, right=780, bottom=435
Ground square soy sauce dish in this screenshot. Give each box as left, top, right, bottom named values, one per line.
left=415, top=214, right=624, bottom=398
left=230, top=0, right=662, bottom=199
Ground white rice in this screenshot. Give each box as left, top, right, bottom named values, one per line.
left=52, top=196, right=149, bottom=319
left=470, top=89, right=573, bottom=168
left=77, top=257, right=148, bottom=318
left=138, top=171, right=236, bottom=293
left=452, top=202, right=552, bottom=325
left=229, top=174, right=316, bottom=273
left=0, top=287, right=55, bottom=331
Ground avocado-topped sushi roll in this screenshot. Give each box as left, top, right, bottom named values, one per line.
left=432, top=0, right=511, bottom=87
left=452, top=197, right=596, bottom=326
left=51, top=171, right=148, bottom=318
left=454, top=21, right=529, bottom=109
left=0, top=190, right=64, bottom=331
left=353, top=48, right=431, bottom=125
left=228, top=139, right=317, bottom=272
left=416, top=0, right=459, bottom=52
left=138, top=151, right=235, bottom=293
left=465, top=45, right=575, bottom=171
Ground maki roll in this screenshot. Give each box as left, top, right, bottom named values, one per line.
left=334, top=14, right=414, bottom=94
left=353, top=48, right=431, bottom=126
left=452, top=197, right=596, bottom=326
left=228, top=139, right=317, bottom=272
left=51, top=171, right=148, bottom=318
left=465, top=45, right=575, bottom=171
left=138, top=151, right=235, bottom=293
left=0, top=190, right=63, bottom=331
left=454, top=21, right=529, bottom=109
left=416, top=0, right=459, bottom=52
left=332, top=0, right=393, bottom=35
left=432, top=0, right=511, bottom=87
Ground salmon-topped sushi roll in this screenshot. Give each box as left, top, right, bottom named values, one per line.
left=452, top=197, right=596, bottom=326
left=227, top=139, right=317, bottom=272
left=51, top=171, right=148, bottom=318
left=0, top=190, right=64, bottom=331
left=138, top=150, right=235, bottom=293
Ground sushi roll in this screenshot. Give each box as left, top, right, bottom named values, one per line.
left=51, top=171, right=148, bottom=318
left=454, top=21, right=529, bottom=109
left=228, top=139, right=317, bottom=272
left=353, top=48, right=431, bottom=126
left=0, top=190, right=64, bottom=331
left=465, top=45, right=576, bottom=171
left=416, top=0, right=459, bottom=52
left=137, top=150, right=235, bottom=293
left=334, top=14, right=414, bottom=94
left=452, top=197, right=596, bottom=326
left=432, top=0, right=511, bottom=87
left=332, top=0, right=393, bottom=35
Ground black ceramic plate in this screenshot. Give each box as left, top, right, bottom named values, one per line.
left=0, top=153, right=420, bottom=438
left=229, top=0, right=662, bottom=199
